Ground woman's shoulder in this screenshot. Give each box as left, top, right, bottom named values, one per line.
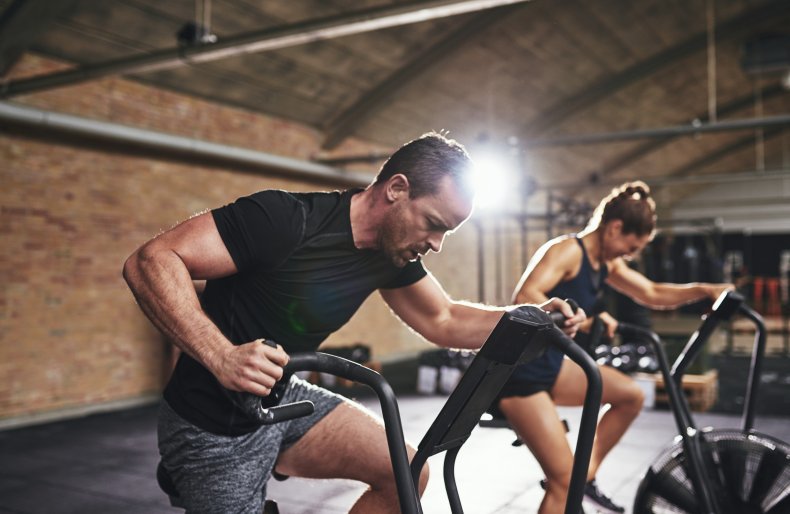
left=543, top=234, right=581, bottom=254
left=533, top=234, right=583, bottom=270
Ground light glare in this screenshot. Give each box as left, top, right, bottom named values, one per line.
left=472, top=154, right=513, bottom=211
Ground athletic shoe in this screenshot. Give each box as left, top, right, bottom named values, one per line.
left=583, top=479, right=624, bottom=513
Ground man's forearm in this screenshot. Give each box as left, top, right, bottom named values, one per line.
left=431, top=301, right=513, bottom=349
left=123, top=245, right=231, bottom=372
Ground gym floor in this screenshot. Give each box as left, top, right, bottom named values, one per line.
left=1, top=395, right=788, bottom=514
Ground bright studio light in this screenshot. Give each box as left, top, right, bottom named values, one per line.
left=471, top=153, right=514, bottom=211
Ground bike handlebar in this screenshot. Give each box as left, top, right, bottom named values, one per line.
left=546, top=299, right=602, bottom=514
left=615, top=321, right=661, bottom=346
left=233, top=298, right=582, bottom=425
left=548, top=298, right=580, bottom=326
left=225, top=298, right=587, bottom=514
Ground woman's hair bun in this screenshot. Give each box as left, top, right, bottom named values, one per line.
left=621, top=181, right=650, bottom=200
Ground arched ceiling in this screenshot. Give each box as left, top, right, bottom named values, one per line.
left=2, top=0, right=789, bottom=213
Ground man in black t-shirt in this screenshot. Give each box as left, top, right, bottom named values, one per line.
left=124, top=132, right=583, bottom=513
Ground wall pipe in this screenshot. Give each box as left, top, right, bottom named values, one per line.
left=0, top=101, right=373, bottom=187
left=0, top=0, right=530, bottom=99
left=525, top=114, right=790, bottom=148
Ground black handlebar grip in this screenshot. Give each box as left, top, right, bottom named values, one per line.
left=255, top=400, right=315, bottom=425
left=615, top=321, right=661, bottom=347
left=616, top=321, right=647, bottom=339
left=548, top=298, right=581, bottom=325
left=225, top=339, right=314, bottom=425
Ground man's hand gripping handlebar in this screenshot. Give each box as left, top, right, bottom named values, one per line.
left=224, top=339, right=314, bottom=425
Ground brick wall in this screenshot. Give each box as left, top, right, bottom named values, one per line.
left=0, top=54, right=491, bottom=422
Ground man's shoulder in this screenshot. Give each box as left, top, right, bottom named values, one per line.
left=287, top=189, right=346, bottom=210
left=290, top=189, right=358, bottom=234
left=224, top=189, right=308, bottom=233
left=242, top=189, right=348, bottom=223
left=245, top=188, right=303, bottom=208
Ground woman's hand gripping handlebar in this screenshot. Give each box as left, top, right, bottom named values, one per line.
left=544, top=298, right=584, bottom=335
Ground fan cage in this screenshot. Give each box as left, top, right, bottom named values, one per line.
left=634, top=429, right=790, bottom=514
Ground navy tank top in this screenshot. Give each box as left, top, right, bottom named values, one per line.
left=507, top=236, right=608, bottom=386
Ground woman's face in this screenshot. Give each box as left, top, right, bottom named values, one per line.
left=602, top=220, right=651, bottom=261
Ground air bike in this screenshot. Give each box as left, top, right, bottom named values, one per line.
left=157, top=303, right=602, bottom=514
left=613, top=291, right=790, bottom=514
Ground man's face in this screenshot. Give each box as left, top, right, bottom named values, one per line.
left=379, top=176, right=473, bottom=267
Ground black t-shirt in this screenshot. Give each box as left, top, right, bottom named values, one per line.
left=163, top=188, right=427, bottom=435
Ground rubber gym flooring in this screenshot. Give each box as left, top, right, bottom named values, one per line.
left=1, top=395, right=788, bottom=514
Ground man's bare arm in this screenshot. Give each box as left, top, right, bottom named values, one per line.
left=380, top=274, right=583, bottom=349
left=123, top=212, right=287, bottom=396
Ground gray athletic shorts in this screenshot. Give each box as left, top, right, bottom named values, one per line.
left=158, top=375, right=344, bottom=514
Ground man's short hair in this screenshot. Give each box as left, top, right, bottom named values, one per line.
left=373, top=132, right=474, bottom=199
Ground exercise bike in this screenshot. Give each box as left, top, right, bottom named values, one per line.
left=615, top=290, right=790, bottom=514
left=156, top=303, right=601, bottom=514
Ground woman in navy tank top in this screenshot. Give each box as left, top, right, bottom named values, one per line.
left=496, top=181, right=732, bottom=514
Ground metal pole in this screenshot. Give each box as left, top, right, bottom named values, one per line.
left=539, top=167, right=790, bottom=191
left=494, top=218, right=502, bottom=302
left=520, top=215, right=528, bottom=273
left=738, top=305, right=767, bottom=433
left=0, top=101, right=372, bottom=186
left=476, top=220, right=486, bottom=303
left=0, top=0, right=530, bottom=98
left=706, top=0, right=717, bottom=123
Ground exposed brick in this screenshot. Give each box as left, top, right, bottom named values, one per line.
left=0, top=53, right=487, bottom=421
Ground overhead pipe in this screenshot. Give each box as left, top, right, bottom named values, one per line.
left=540, top=167, right=790, bottom=191
left=312, top=151, right=393, bottom=166
left=524, top=114, right=790, bottom=148
left=0, top=0, right=530, bottom=98
left=0, top=101, right=372, bottom=186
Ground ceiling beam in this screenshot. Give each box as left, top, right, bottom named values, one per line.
left=0, top=0, right=531, bottom=99
left=523, top=114, right=790, bottom=148
left=540, top=166, right=790, bottom=190
left=0, top=0, right=79, bottom=76
left=538, top=129, right=788, bottom=193
left=658, top=128, right=785, bottom=209
left=591, top=84, right=787, bottom=181
left=519, top=0, right=790, bottom=139
left=320, top=4, right=523, bottom=150
left=662, top=127, right=785, bottom=181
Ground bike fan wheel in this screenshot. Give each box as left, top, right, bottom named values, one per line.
left=633, top=429, right=790, bottom=514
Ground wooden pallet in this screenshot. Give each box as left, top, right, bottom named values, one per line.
left=653, top=369, right=719, bottom=412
